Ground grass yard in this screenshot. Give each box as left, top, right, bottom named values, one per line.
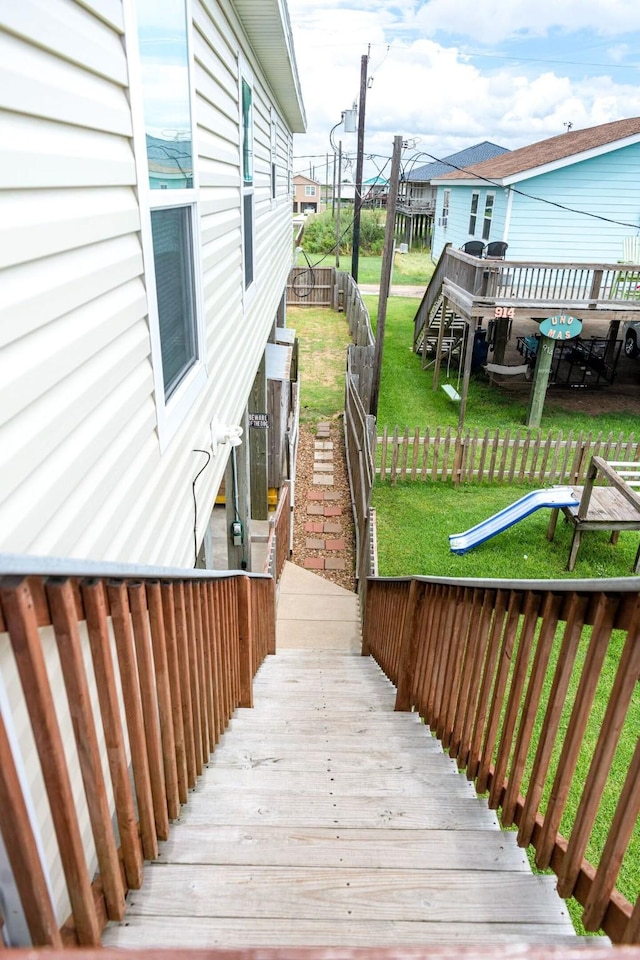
left=354, top=250, right=435, bottom=286
left=372, top=480, right=640, bottom=580
left=287, top=305, right=352, bottom=422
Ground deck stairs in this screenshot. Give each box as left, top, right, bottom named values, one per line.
left=414, top=292, right=467, bottom=366
left=103, top=562, right=580, bottom=949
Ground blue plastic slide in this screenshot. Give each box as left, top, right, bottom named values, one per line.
left=449, top=486, right=580, bottom=555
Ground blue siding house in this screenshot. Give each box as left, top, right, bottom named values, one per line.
left=430, top=117, right=640, bottom=263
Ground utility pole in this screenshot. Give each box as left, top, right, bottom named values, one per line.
left=335, top=141, right=342, bottom=268
left=350, top=53, right=368, bottom=282
left=370, top=135, right=402, bottom=419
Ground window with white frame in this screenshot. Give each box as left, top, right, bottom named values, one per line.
left=241, top=71, right=254, bottom=289
left=482, top=192, right=495, bottom=240
left=468, top=191, right=480, bottom=236
left=129, top=0, right=205, bottom=440
left=441, top=189, right=450, bottom=228
left=305, top=185, right=316, bottom=197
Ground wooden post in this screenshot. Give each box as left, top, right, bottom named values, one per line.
left=394, top=580, right=420, bottom=711
left=237, top=576, right=254, bottom=707
left=527, top=333, right=554, bottom=428
left=249, top=354, right=268, bottom=521
left=0, top=711, right=62, bottom=946
left=457, top=318, right=476, bottom=432
left=1, top=579, right=102, bottom=946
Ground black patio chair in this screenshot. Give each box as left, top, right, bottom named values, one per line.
left=485, top=241, right=508, bottom=259
left=460, top=240, right=485, bottom=257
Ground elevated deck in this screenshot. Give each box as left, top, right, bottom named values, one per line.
left=103, top=563, right=578, bottom=949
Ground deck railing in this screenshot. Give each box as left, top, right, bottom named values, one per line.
left=263, top=482, right=291, bottom=581
left=436, top=248, right=640, bottom=306
left=0, top=557, right=275, bottom=948
left=363, top=575, right=640, bottom=944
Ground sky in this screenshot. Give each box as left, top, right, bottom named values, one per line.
left=286, top=0, right=640, bottom=184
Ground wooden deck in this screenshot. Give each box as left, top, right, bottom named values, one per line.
left=102, top=567, right=580, bottom=949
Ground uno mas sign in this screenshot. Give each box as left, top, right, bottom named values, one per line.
left=539, top=314, right=582, bottom=340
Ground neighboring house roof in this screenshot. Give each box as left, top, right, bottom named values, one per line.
left=232, top=0, right=306, bottom=132
left=294, top=174, right=321, bottom=186
left=433, top=117, right=640, bottom=185
left=403, top=142, right=509, bottom=183
left=364, top=176, right=389, bottom=186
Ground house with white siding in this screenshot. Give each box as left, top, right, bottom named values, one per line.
left=430, top=118, right=640, bottom=263
left=0, top=0, right=305, bottom=570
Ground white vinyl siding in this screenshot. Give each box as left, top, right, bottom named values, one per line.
left=0, top=0, right=299, bottom=570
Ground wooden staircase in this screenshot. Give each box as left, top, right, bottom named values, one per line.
left=414, top=293, right=467, bottom=367
left=102, top=567, right=579, bottom=949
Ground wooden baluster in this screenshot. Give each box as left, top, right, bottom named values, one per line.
left=623, top=892, right=640, bottom=944
left=466, top=589, right=507, bottom=780
left=476, top=590, right=522, bottom=796
left=536, top=593, right=616, bottom=869
left=190, top=581, right=210, bottom=763
left=207, top=581, right=223, bottom=744
left=584, top=737, right=640, bottom=932
left=198, top=580, right=217, bottom=751
left=0, top=709, right=62, bottom=946
left=451, top=588, right=492, bottom=762
left=502, top=591, right=562, bottom=824
left=127, top=583, right=169, bottom=841
left=518, top=592, right=587, bottom=848
left=557, top=599, right=640, bottom=898
left=237, top=576, right=254, bottom=709
left=46, top=580, right=126, bottom=922
left=394, top=580, right=420, bottom=711
left=108, top=582, right=158, bottom=861
left=183, top=582, right=204, bottom=771
left=159, top=582, right=188, bottom=804
left=489, top=590, right=541, bottom=812
left=82, top=581, right=143, bottom=889
left=439, top=586, right=470, bottom=746
left=146, top=582, right=180, bottom=821
left=174, top=581, right=197, bottom=788
left=1, top=578, right=101, bottom=945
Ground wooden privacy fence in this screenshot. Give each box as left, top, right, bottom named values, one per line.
left=286, top=266, right=337, bottom=307
left=363, top=575, right=640, bottom=944
left=379, top=427, right=640, bottom=486
left=0, top=559, right=275, bottom=948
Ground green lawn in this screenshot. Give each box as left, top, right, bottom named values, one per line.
left=372, top=480, right=639, bottom=580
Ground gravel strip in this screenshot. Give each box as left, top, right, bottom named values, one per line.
left=292, top=416, right=356, bottom=592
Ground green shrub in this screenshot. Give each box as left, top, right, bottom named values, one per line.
left=302, top=209, right=385, bottom=256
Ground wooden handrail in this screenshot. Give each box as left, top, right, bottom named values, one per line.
left=0, top=563, right=274, bottom=947
left=363, top=575, right=640, bottom=944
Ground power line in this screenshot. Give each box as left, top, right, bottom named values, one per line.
left=366, top=148, right=640, bottom=231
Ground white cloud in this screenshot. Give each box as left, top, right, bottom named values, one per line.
left=287, top=0, right=640, bottom=181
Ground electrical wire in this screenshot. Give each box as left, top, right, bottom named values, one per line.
left=191, top=448, right=211, bottom=566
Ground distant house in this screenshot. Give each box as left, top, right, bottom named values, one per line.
left=397, top=142, right=509, bottom=248
left=0, top=0, right=305, bottom=569
left=293, top=174, right=322, bottom=214
left=430, top=117, right=640, bottom=262
left=363, top=175, right=389, bottom=207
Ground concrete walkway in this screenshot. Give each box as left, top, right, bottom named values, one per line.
left=276, top=560, right=361, bottom=653
left=358, top=283, right=426, bottom=298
